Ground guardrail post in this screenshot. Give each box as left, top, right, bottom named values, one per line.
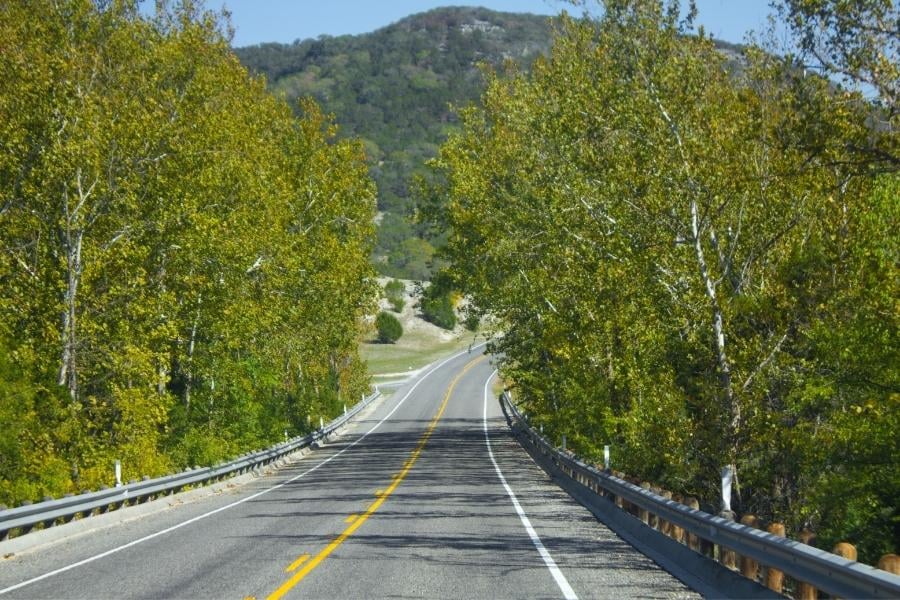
left=612, top=472, right=624, bottom=509
left=833, top=542, right=857, bottom=561
left=672, top=494, right=685, bottom=543
left=115, top=460, right=122, bottom=488
left=795, top=529, right=818, bottom=599
left=718, top=510, right=737, bottom=570
left=832, top=542, right=857, bottom=600
left=765, top=522, right=786, bottom=593
left=344, top=404, right=347, bottom=415
left=319, top=416, right=324, bottom=430
left=603, top=445, right=610, bottom=471
left=649, top=486, right=661, bottom=529
left=739, top=515, right=760, bottom=580
left=639, top=482, right=651, bottom=525
left=659, top=491, right=673, bottom=537
left=685, top=496, right=701, bottom=551
left=879, top=554, right=900, bottom=574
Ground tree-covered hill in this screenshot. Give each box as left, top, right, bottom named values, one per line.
left=235, top=7, right=555, bottom=279
left=235, top=7, right=754, bottom=281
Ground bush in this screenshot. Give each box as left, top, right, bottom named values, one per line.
left=463, top=310, right=480, bottom=332
left=384, top=279, right=405, bottom=313
left=421, top=293, right=457, bottom=330
left=375, top=311, right=403, bottom=343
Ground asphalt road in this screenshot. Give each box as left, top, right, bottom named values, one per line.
left=0, top=346, right=699, bottom=599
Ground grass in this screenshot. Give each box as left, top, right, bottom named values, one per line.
left=360, top=327, right=484, bottom=377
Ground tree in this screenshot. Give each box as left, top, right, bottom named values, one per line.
left=428, top=0, right=896, bottom=561
left=420, top=289, right=457, bottom=330
left=775, top=0, right=899, bottom=170
left=375, top=311, right=403, bottom=343
left=0, top=0, right=376, bottom=499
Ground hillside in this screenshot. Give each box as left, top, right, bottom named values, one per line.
left=235, top=7, right=749, bottom=281
left=235, top=7, right=554, bottom=279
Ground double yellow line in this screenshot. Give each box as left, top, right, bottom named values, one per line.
left=266, top=355, right=485, bottom=600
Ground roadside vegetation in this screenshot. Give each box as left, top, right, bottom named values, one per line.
left=426, top=0, right=898, bottom=562
left=375, top=312, right=404, bottom=344
left=0, top=1, right=375, bottom=506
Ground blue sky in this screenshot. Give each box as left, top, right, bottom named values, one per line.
left=198, top=1, right=775, bottom=48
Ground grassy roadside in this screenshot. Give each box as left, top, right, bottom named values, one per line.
left=360, top=327, right=482, bottom=377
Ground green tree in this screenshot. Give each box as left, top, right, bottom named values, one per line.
left=428, top=0, right=895, bottom=561
left=0, top=0, right=376, bottom=499
left=375, top=311, right=403, bottom=343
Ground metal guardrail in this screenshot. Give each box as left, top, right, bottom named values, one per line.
left=0, top=390, right=381, bottom=540
left=501, top=392, right=900, bottom=599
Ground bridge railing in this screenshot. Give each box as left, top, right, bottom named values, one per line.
left=501, top=391, right=900, bottom=600
left=0, top=390, right=381, bottom=541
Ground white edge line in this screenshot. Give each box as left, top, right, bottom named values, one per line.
left=0, top=343, right=487, bottom=596
left=483, top=369, right=578, bottom=600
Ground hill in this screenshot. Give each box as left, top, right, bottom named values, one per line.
left=235, top=7, right=554, bottom=279
left=235, top=7, right=749, bottom=280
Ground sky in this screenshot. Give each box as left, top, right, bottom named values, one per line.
left=196, top=1, right=776, bottom=48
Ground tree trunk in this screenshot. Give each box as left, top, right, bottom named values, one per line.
left=184, top=294, right=201, bottom=408
left=58, top=227, right=82, bottom=400
left=690, top=197, right=739, bottom=456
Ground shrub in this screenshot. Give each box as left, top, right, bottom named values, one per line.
left=421, top=293, right=457, bottom=330
left=384, top=279, right=405, bottom=313
left=463, top=310, right=480, bottom=332
left=375, top=311, right=403, bottom=343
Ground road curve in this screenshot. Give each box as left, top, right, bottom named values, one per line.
left=0, top=347, right=698, bottom=599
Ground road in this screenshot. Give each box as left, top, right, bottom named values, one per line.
left=0, top=347, right=698, bottom=599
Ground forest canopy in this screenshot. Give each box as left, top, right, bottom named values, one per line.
left=0, top=0, right=376, bottom=504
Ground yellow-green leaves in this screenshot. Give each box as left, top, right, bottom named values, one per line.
left=0, top=0, right=375, bottom=502
left=431, top=2, right=897, bottom=563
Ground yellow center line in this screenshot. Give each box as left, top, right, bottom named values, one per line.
left=266, top=355, right=485, bottom=600
left=344, top=514, right=358, bottom=524
left=284, top=554, right=310, bottom=573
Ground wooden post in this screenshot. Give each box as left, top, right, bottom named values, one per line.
left=686, top=497, right=701, bottom=552
left=719, top=510, right=737, bottom=570
left=660, top=491, right=673, bottom=537
left=671, top=494, right=685, bottom=543
left=765, top=523, right=786, bottom=593
left=833, top=542, right=857, bottom=561
left=649, top=486, right=661, bottom=529
left=796, top=530, right=818, bottom=600
left=832, top=543, right=857, bottom=600
left=739, top=515, right=760, bottom=580
left=639, top=482, right=651, bottom=525
left=878, top=554, right=900, bottom=575
left=612, top=474, right=624, bottom=508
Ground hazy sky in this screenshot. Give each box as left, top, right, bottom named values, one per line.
left=199, top=1, right=775, bottom=48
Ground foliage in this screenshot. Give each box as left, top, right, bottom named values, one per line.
left=236, top=8, right=555, bottom=279
left=774, top=0, right=898, bottom=170
left=428, top=0, right=897, bottom=562
left=375, top=311, right=403, bottom=344
left=776, top=0, right=898, bottom=112
left=384, top=279, right=406, bottom=313
left=419, top=280, right=458, bottom=330
left=0, top=0, right=375, bottom=505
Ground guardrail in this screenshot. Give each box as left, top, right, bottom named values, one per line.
left=501, top=392, right=900, bottom=600
left=0, top=390, right=381, bottom=541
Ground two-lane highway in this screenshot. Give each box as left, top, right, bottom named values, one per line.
left=0, top=346, right=698, bottom=599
